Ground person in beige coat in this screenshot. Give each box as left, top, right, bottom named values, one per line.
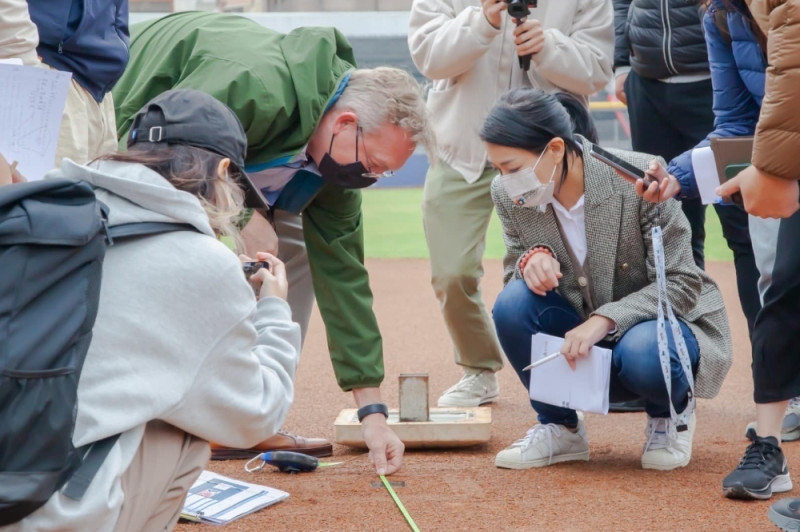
left=482, top=88, right=731, bottom=471
left=408, top=0, right=614, bottom=407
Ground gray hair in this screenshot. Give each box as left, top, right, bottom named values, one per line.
left=332, top=67, right=436, bottom=158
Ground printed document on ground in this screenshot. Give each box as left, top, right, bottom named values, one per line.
left=180, top=470, right=289, bottom=525
left=0, top=64, right=71, bottom=182
left=528, top=333, right=612, bottom=414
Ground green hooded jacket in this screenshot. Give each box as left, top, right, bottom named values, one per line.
left=112, top=11, right=385, bottom=391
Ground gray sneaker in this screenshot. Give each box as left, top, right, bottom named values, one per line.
left=745, top=397, right=800, bottom=442
left=495, top=421, right=590, bottom=469
left=437, top=370, right=499, bottom=407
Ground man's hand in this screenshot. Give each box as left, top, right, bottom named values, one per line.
left=561, top=316, right=615, bottom=371
left=522, top=252, right=562, bottom=296
left=616, top=159, right=681, bottom=204
left=241, top=210, right=279, bottom=257
left=362, top=414, right=404, bottom=475
left=615, top=73, right=628, bottom=105
left=717, top=165, right=800, bottom=218
left=481, top=0, right=505, bottom=29
left=514, top=18, right=545, bottom=57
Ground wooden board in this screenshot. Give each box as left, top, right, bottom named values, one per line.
left=333, top=406, right=492, bottom=448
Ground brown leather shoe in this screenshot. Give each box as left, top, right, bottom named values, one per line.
left=210, top=430, right=333, bottom=460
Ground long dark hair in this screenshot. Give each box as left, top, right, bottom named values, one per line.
left=702, top=0, right=767, bottom=53
left=479, top=88, right=597, bottom=186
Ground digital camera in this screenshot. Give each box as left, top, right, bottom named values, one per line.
left=242, top=261, right=270, bottom=280
left=504, top=0, right=537, bottom=20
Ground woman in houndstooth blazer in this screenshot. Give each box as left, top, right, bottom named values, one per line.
left=482, top=89, right=732, bottom=472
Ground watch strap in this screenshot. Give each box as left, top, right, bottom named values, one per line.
left=357, top=403, right=389, bottom=422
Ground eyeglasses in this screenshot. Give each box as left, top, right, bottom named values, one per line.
left=358, top=127, right=395, bottom=179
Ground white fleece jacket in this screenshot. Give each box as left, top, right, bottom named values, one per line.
left=4, top=159, right=301, bottom=532
left=409, top=0, right=614, bottom=183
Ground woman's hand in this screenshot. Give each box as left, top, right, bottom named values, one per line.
left=561, top=316, right=615, bottom=370
left=514, top=18, right=546, bottom=56
left=240, top=252, right=288, bottom=301
left=522, top=252, right=562, bottom=296
left=615, top=160, right=681, bottom=204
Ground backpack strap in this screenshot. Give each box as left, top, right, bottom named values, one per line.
left=62, top=221, right=200, bottom=502
left=62, top=435, right=121, bottom=501
left=106, top=222, right=199, bottom=244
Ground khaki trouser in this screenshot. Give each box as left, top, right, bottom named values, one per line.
left=274, top=209, right=315, bottom=343
left=115, top=421, right=209, bottom=532
left=422, top=160, right=504, bottom=372
left=55, top=77, right=119, bottom=166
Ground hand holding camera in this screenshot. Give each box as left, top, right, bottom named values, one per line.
left=504, top=0, right=540, bottom=71
left=481, top=0, right=506, bottom=29
left=240, top=252, right=288, bottom=301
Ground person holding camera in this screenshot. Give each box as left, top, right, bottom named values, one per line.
left=408, top=0, right=613, bottom=408
left=483, top=87, right=732, bottom=470
left=1, top=89, right=301, bottom=532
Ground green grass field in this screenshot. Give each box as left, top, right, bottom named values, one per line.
left=361, top=188, right=732, bottom=261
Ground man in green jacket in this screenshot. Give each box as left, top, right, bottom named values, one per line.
left=113, top=11, right=433, bottom=475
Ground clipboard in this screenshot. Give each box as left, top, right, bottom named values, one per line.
left=709, top=136, right=752, bottom=205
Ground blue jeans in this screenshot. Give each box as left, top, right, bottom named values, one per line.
left=492, top=280, right=700, bottom=427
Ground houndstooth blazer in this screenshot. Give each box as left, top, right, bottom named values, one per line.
left=491, top=136, right=733, bottom=399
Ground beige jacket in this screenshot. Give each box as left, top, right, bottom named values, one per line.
left=491, top=138, right=733, bottom=399
left=408, top=0, right=614, bottom=183
left=0, top=0, right=40, bottom=64
left=747, top=0, right=800, bottom=180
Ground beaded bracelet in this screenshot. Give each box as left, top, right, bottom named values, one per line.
left=518, top=246, right=553, bottom=275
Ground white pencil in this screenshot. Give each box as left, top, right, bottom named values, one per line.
left=522, top=352, right=563, bottom=371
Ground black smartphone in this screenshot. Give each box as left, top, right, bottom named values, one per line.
left=589, top=144, right=653, bottom=186
left=242, top=261, right=270, bottom=280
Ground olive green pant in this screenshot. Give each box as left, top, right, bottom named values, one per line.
left=422, top=160, right=504, bottom=372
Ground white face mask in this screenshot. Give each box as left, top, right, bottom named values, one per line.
left=497, top=147, right=557, bottom=212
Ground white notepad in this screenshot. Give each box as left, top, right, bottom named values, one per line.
left=528, top=333, right=613, bottom=414
left=691, top=146, right=723, bottom=205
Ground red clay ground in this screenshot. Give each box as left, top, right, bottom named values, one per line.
left=177, top=259, right=787, bottom=532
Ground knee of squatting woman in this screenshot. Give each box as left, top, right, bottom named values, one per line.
left=481, top=88, right=732, bottom=471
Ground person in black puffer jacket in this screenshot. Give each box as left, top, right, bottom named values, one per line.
left=610, top=0, right=759, bottom=415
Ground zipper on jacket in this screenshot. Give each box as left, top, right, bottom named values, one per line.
left=661, top=0, right=679, bottom=76
left=58, top=42, right=63, bottom=54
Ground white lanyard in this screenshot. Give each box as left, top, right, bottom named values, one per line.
left=651, top=224, right=695, bottom=435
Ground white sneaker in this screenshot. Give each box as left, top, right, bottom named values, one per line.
left=641, top=413, right=696, bottom=471
left=437, top=370, right=499, bottom=407
left=745, top=397, right=800, bottom=442
left=495, top=421, right=590, bottom=469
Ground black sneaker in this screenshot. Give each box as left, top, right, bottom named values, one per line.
left=769, top=497, right=800, bottom=531
left=723, top=428, right=792, bottom=500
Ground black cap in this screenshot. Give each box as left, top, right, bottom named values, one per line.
left=128, top=89, right=268, bottom=212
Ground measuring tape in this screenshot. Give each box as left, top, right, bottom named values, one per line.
left=379, top=474, right=421, bottom=532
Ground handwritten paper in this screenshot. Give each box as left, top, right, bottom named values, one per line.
left=0, top=64, right=71, bottom=181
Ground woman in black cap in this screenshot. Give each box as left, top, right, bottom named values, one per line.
left=2, top=89, right=301, bottom=532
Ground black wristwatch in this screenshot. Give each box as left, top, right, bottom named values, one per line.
left=357, top=403, right=389, bottom=422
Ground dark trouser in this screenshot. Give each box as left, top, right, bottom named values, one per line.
left=492, top=280, right=699, bottom=426
left=714, top=204, right=762, bottom=334
left=752, top=210, right=800, bottom=403
left=625, top=71, right=761, bottom=335
left=625, top=71, right=713, bottom=269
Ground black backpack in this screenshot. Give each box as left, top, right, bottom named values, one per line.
left=0, top=178, right=194, bottom=525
